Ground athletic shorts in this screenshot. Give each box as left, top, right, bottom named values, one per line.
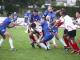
left=68, top=30, right=76, bottom=37
left=52, top=29, right=58, bottom=33
left=64, top=29, right=76, bottom=37
left=52, top=27, right=58, bottom=33
left=43, top=34, right=53, bottom=42
left=64, top=29, right=68, bottom=35
left=0, top=29, right=6, bottom=38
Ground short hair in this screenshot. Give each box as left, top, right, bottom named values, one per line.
left=30, top=23, right=36, bottom=28
left=76, top=10, right=80, bottom=14
left=7, top=12, right=13, bottom=17
left=32, top=9, right=38, bottom=12
left=61, top=8, right=67, bottom=15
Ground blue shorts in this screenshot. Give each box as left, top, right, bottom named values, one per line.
left=52, top=26, right=58, bottom=33
left=0, top=29, right=6, bottom=38
left=43, top=34, right=53, bottom=42
left=52, top=29, right=58, bottom=33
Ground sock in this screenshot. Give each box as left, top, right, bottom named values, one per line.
left=0, top=38, right=4, bottom=47
left=69, top=37, right=79, bottom=51
left=70, top=41, right=80, bottom=51
left=9, top=38, right=14, bottom=49
left=59, top=38, right=67, bottom=46
left=69, top=40, right=73, bottom=49
left=27, top=25, right=29, bottom=31
left=73, top=42, right=79, bottom=51
left=30, top=35, right=36, bottom=42
left=63, top=37, right=70, bottom=47
left=52, top=36, right=56, bottom=45
left=25, top=25, right=28, bottom=32
left=46, top=42, right=50, bottom=49
left=39, top=43, right=47, bottom=50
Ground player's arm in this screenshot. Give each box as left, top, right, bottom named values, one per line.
left=73, top=20, right=80, bottom=26
left=0, top=23, right=3, bottom=25
left=38, top=32, right=43, bottom=40
left=54, top=19, right=64, bottom=27
left=55, top=10, right=61, bottom=14
left=51, top=19, right=58, bottom=27
left=76, top=23, right=80, bottom=26
left=8, top=22, right=21, bottom=28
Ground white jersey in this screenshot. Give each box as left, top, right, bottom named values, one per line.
left=59, top=16, right=64, bottom=22
left=76, top=18, right=80, bottom=24
left=64, top=15, right=76, bottom=31
left=77, top=18, right=80, bottom=24
left=59, top=16, right=65, bottom=27
left=36, top=25, right=42, bottom=33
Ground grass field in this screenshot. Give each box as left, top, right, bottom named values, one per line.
left=0, top=27, right=80, bottom=60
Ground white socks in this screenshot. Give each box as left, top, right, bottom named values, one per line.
left=0, top=38, right=4, bottom=47
left=46, top=42, right=51, bottom=49
left=0, top=38, right=14, bottom=49
left=52, top=36, right=57, bottom=45
left=39, top=43, right=47, bottom=50
left=59, top=38, right=67, bottom=46
left=9, top=38, right=14, bottom=49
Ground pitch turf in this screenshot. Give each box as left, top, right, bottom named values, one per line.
left=0, top=27, right=80, bottom=60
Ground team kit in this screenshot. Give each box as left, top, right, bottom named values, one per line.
left=0, top=6, right=80, bottom=55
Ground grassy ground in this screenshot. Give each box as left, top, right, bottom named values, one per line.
left=0, top=27, right=80, bottom=60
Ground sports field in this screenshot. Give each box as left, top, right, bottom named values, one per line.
left=0, top=27, right=80, bottom=60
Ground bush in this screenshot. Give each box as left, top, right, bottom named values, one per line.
left=52, top=6, right=80, bottom=17
left=5, top=3, right=17, bottom=13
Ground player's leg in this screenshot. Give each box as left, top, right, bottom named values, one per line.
left=32, top=33, right=41, bottom=48
left=28, top=32, right=36, bottom=48
left=4, top=31, right=15, bottom=50
left=39, top=35, right=53, bottom=50
left=68, top=30, right=80, bottom=54
left=28, top=30, right=41, bottom=48
left=0, top=31, right=5, bottom=47
left=51, top=29, right=58, bottom=48
left=54, top=31, right=67, bottom=47
left=0, top=29, right=15, bottom=51
left=39, top=36, right=49, bottom=50
left=69, top=36, right=80, bottom=54
left=51, top=36, right=58, bottom=48
left=63, top=29, right=70, bottom=49
left=24, top=18, right=28, bottom=33
left=25, top=23, right=28, bottom=33
left=46, top=41, right=51, bottom=49
left=0, top=38, right=4, bottom=47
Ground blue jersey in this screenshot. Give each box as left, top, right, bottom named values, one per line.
left=43, top=10, right=48, bottom=17
left=0, top=17, right=11, bottom=30
left=30, top=14, right=41, bottom=23
left=24, top=12, right=31, bottom=18
left=24, top=12, right=31, bottom=23
left=44, top=10, right=58, bottom=33
left=12, top=12, right=18, bottom=22
left=47, top=12, right=56, bottom=21
left=52, top=26, right=58, bottom=33
left=43, top=10, right=56, bottom=22
left=41, top=21, right=51, bottom=35
left=41, top=20, right=53, bottom=42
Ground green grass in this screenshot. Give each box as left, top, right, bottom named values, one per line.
left=0, top=27, right=80, bottom=60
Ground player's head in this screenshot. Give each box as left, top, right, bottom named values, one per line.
left=30, top=23, right=36, bottom=29
left=27, top=10, right=31, bottom=13
left=76, top=10, right=80, bottom=18
left=59, top=8, right=66, bottom=16
left=47, top=5, right=53, bottom=12
left=32, top=9, right=38, bottom=16
left=14, top=12, right=17, bottom=14
left=42, top=15, right=46, bottom=20
left=7, top=12, right=13, bottom=18
left=46, top=15, right=51, bottom=21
